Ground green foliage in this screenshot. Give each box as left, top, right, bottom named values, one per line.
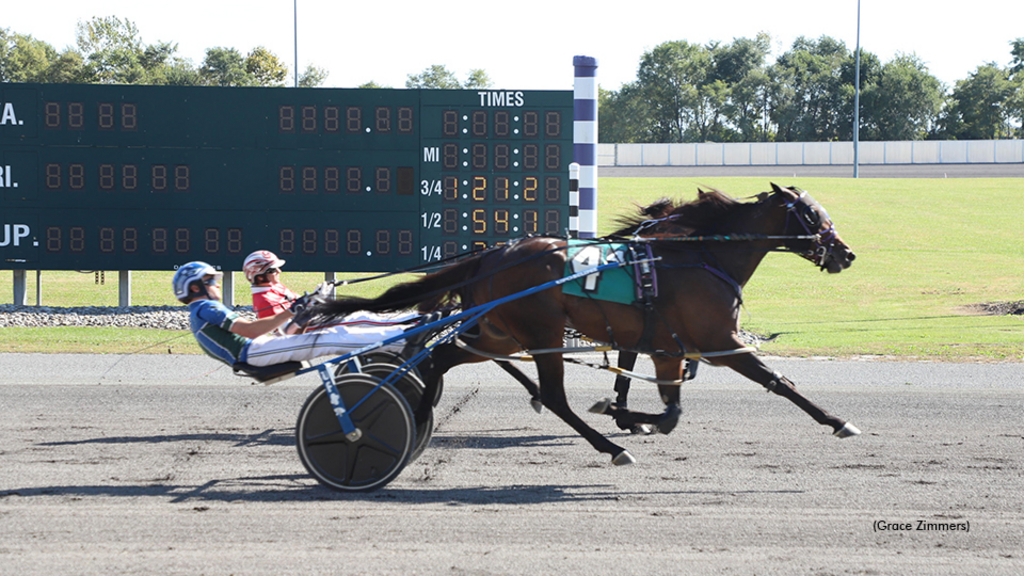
left=464, top=69, right=492, bottom=89
left=938, top=64, right=1016, bottom=139
left=1, top=18, right=326, bottom=88
left=298, top=64, right=329, bottom=88
left=860, top=53, right=943, bottom=140
left=770, top=36, right=858, bottom=141
left=1, top=28, right=90, bottom=83
left=200, top=46, right=249, bottom=86
left=245, top=46, right=288, bottom=87
left=75, top=16, right=147, bottom=83
left=406, top=64, right=461, bottom=89
left=406, top=64, right=492, bottom=89
left=600, top=33, right=1024, bottom=143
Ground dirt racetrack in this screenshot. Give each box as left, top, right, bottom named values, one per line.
left=0, top=353, right=1021, bottom=575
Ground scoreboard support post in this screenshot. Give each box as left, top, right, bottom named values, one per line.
left=222, top=271, right=235, bottom=308
left=12, top=270, right=27, bottom=305
left=118, top=270, right=131, bottom=307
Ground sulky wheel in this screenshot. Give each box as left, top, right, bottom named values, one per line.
left=358, top=350, right=422, bottom=380
left=296, top=374, right=414, bottom=492
left=360, top=363, right=434, bottom=462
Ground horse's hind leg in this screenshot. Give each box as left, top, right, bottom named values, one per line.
left=496, top=361, right=543, bottom=413
left=718, top=352, right=861, bottom=437
left=591, top=356, right=684, bottom=435
left=534, top=353, right=636, bottom=465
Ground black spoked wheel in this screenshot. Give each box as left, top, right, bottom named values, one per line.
left=360, top=363, right=434, bottom=462
left=296, top=374, right=414, bottom=492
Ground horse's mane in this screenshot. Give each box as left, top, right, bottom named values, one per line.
left=609, top=189, right=748, bottom=238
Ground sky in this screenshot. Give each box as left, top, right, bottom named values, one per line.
left=4, top=1, right=1023, bottom=91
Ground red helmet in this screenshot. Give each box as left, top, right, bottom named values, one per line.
left=243, top=250, right=286, bottom=283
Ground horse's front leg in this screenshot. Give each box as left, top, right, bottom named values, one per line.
left=716, top=350, right=861, bottom=438
left=534, top=354, right=636, bottom=465
left=653, top=356, right=684, bottom=434
left=612, top=351, right=639, bottom=407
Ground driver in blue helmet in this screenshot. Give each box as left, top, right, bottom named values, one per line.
left=172, top=261, right=421, bottom=367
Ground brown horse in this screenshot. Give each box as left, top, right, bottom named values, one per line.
left=313, top=183, right=859, bottom=465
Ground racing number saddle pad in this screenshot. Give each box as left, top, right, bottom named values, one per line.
left=562, top=240, right=639, bottom=305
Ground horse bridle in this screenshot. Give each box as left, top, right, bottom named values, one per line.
left=783, top=189, right=838, bottom=270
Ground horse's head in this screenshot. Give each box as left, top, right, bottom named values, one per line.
left=771, top=183, right=856, bottom=274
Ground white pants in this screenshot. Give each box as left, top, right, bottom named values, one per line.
left=245, top=321, right=411, bottom=367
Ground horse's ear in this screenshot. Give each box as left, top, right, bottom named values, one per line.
left=697, top=188, right=707, bottom=197
left=770, top=182, right=785, bottom=194
left=755, top=191, right=770, bottom=202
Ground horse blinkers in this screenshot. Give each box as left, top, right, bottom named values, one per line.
left=782, top=189, right=854, bottom=273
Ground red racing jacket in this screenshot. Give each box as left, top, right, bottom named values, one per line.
left=251, top=282, right=298, bottom=318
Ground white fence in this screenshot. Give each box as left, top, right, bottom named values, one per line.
left=598, top=140, right=1024, bottom=167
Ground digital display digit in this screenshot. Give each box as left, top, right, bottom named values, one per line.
left=1, top=84, right=572, bottom=271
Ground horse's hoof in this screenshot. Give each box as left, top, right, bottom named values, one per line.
left=834, top=422, right=862, bottom=438
left=530, top=398, right=544, bottom=414
left=589, top=397, right=613, bottom=414
left=657, top=404, right=682, bottom=435
left=630, top=424, right=654, bottom=435
left=611, top=450, right=637, bottom=466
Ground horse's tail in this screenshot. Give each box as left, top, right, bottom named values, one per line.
left=311, top=255, right=484, bottom=322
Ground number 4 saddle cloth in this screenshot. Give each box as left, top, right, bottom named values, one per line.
left=561, top=239, right=658, bottom=305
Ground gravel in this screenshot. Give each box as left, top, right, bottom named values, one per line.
left=0, top=304, right=254, bottom=329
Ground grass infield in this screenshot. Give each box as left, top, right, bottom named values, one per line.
left=2, top=176, right=1022, bottom=361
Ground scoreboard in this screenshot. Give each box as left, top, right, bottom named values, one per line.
left=0, top=84, right=573, bottom=272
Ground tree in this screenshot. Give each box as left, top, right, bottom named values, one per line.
left=4, top=20, right=332, bottom=89
left=40, top=49, right=92, bottom=84
left=633, top=40, right=709, bottom=142
left=860, top=53, right=942, bottom=140
left=938, top=64, right=1015, bottom=139
left=464, top=69, right=492, bottom=89
left=200, top=47, right=250, bottom=86
left=1, top=28, right=90, bottom=83
left=1009, top=38, right=1024, bottom=138
left=716, top=33, right=774, bottom=141
left=769, top=36, right=857, bottom=142
left=405, top=65, right=492, bottom=89
left=604, top=36, right=774, bottom=143
left=1010, top=38, right=1024, bottom=75
left=406, top=64, right=461, bottom=89
left=598, top=83, right=656, bottom=142
left=75, top=16, right=148, bottom=83
left=298, top=64, right=329, bottom=88
left=245, top=46, right=288, bottom=87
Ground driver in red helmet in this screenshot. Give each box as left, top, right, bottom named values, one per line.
left=242, top=250, right=420, bottom=335
left=243, top=250, right=299, bottom=319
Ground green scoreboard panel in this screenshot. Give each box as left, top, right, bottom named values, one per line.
left=0, top=84, right=572, bottom=272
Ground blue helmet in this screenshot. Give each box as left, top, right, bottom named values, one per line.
left=172, top=261, right=222, bottom=302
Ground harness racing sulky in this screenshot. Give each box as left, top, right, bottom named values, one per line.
left=251, top=183, right=860, bottom=491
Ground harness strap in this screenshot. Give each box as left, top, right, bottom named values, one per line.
left=454, top=334, right=756, bottom=364
left=627, top=243, right=660, bottom=355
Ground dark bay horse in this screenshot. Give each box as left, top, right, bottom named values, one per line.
left=314, top=184, right=859, bottom=465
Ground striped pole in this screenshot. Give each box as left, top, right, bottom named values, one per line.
left=568, top=162, right=580, bottom=238
left=573, top=55, right=598, bottom=239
